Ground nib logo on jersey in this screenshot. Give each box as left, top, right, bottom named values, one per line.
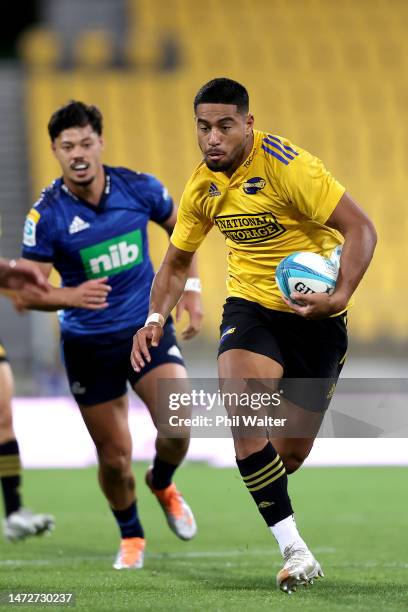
left=80, top=230, right=143, bottom=279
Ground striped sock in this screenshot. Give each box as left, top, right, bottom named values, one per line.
left=236, top=442, right=293, bottom=526
left=0, top=439, right=22, bottom=517
left=112, top=501, right=144, bottom=539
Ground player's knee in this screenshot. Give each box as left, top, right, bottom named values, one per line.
left=280, top=451, right=306, bottom=474
left=166, top=437, right=189, bottom=457
left=98, top=444, right=132, bottom=477
left=0, top=402, right=13, bottom=440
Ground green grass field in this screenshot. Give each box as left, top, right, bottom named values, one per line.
left=0, top=464, right=407, bottom=611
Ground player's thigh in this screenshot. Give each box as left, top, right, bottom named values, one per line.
left=270, top=312, right=348, bottom=439
left=217, top=296, right=284, bottom=383
left=62, top=332, right=129, bottom=407
left=278, top=312, right=348, bottom=411
left=217, top=298, right=285, bottom=454
left=79, top=394, right=132, bottom=455
left=129, top=319, right=187, bottom=426
left=0, top=360, right=14, bottom=440
left=218, top=349, right=283, bottom=380
left=132, top=363, right=189, bottom=427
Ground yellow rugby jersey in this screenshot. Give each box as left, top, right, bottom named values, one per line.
left=171, top=129, right=345, bottom=312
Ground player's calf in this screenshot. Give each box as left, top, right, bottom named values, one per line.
left=235, top=440, right=323, bottom=593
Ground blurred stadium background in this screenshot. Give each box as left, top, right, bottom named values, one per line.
left=0, top=0, right=407, bottom=466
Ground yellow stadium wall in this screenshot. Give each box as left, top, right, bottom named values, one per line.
left=23, top=0, right=408, bottom=343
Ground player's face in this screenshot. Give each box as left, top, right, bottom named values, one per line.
left=52, top=125, right=104, bottom=187
left=195, top=104, right=254, bottom=175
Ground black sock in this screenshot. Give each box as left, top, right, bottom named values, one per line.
left=0, top=439, right=22, bottom=517
left=112, top=501, right=144, bottom=539
left=151, top=455, right=178, bottom=490
left=236, top=442, right=293, bottom=526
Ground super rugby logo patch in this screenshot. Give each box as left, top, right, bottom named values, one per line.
left=214, top=212, right=286, bottom=244
left=23, top=208, right=41, bottom=247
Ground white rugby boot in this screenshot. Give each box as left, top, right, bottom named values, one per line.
left=3, top=508, right=55, bottom=541
left=276, top=543, right=324, bottom=594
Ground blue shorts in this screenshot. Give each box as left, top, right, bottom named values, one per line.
left=61, top=320, right=185, bottom=406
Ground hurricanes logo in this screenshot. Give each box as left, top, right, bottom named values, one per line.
left=214, top=212, right=286, bottom=244
left=242, top=177, right=266, bottom=194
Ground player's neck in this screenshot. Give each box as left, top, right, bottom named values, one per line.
left=64, top=165, right=106, bottom=206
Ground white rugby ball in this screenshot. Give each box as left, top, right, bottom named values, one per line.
left=275, top=251, right=338, bottom=303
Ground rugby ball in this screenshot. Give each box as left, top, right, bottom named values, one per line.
left=275, top=251, right=338, bottom=303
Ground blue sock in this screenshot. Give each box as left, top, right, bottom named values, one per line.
left=112, top=501, right=144, bottom=539
left=151, top=456, right=178, bottom=490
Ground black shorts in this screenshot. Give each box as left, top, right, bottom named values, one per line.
left=61, top=319, right=185, bottom=406
left=0, top=338, right=8, bottom=363
left=218, top=297, right=348, bottom=412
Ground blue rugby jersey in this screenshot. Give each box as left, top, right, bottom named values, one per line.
left=22, top=166, right=173, bottom=337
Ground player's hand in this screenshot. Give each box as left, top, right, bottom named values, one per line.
left=175, top=291, right=203, bottom=340
left=131, top=324, right=164, bottom=372
left=69, top=277, right=112, bottom=309
left=0, top=258, right=50, bottom=294
left=283, top=291, right=346, bottom=319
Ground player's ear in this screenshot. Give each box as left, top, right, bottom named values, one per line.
left=50, top=141, right=57, bottom=157
left=99, top=136, right=105, bottom=151
left=246, top=113, right=254, bottom=133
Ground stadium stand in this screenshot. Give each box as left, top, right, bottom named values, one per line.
left=19, top=0, right=408, bottom=343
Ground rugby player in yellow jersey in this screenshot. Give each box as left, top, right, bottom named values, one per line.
left=131, top=78, right=377, bottom=593
left=0, top=258, right=54, bottom=540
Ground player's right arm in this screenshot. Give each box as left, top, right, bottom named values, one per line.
left=131, top=172, right=211, bottom=372
left=131, top=244, right=195, bottom=372
left=14, top=259, right=111, bottom=311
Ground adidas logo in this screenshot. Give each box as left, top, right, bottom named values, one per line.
left=69, top=216, right=90, bottom=234
left=167, top=345, right=183, bottom=359
left=208, top=182, right=221, bottom=197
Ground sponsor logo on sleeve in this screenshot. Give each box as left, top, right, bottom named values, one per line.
left=23, top=219, right=37, bottom=246
left=23, top=208, right=41, bottom=247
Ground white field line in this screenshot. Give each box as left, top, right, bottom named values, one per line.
left=1, top=547, right=407, bottom=569
left=0, top=547, right=337, bottom=567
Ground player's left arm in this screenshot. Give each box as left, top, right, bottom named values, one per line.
left=160, top=205, right=203, bottom=340
left=289, top=192, right=377, bottom=318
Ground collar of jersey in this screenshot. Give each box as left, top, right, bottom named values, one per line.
left=212, top=130, right=262, bottom=188
left=60, top=168, right=111, bottom=212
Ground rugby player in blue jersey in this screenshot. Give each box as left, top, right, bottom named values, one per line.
left=18, top=101, right=202, bottom=569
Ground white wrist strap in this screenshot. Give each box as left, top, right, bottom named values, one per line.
left=184, top=277, right=202, bottom=293
left=145, top=312, right=165, bottom=327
